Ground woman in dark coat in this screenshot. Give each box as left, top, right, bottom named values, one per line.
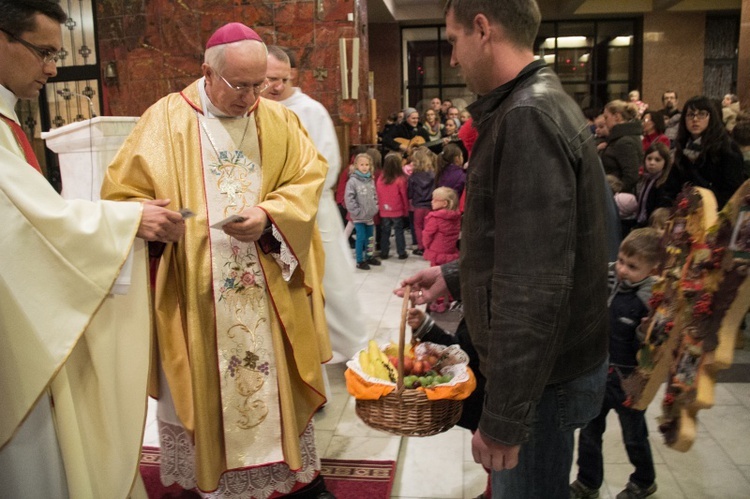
left=663, top=95, right=746, bottom=209
left=382, top=107, right=431, bottom=155
left=601, top=100, right=644, bottom=193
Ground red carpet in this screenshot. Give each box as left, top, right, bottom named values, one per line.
left=140, top=447, right=396, bottom=498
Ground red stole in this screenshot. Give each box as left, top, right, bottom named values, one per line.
left=1, top=113, right=42, bottom=173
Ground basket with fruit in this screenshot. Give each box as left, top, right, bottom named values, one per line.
left=344, top=286, right=476, bottom=436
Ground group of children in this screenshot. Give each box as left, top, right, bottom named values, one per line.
left=343, top=131, right=665, bottom=497
left=340, top=145, right=467, bottom=289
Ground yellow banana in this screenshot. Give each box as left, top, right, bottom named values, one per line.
left=377, top=349, right=397, bottom=381
left=359, top=350, right=372, bottom=375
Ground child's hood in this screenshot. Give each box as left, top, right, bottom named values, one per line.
left=429, top=209, right=462, bottom=222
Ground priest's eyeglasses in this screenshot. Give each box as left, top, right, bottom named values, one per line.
left=0, top=28, right=61, bottom=64
left=215, top=70, right=269, bottom=96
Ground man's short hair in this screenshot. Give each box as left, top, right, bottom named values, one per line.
left=281, top=47, right=297, bottom=68
left=620, top=228, right=663, bottom=265
left=267, top=45, right=290, bottom=65
left=0, top=0, right=66, bottom=37
left=445, top=0, right=541, bottom=50
left=662, top=90, right=677, bottom=102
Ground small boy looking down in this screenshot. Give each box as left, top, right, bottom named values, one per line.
left=571, top=228, right=663, bottom=499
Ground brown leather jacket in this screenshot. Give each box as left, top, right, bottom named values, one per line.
left=442, top=61, right=609, bottom=445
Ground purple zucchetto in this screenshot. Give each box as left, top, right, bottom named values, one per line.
left=206, top=23, right=263, bottom=49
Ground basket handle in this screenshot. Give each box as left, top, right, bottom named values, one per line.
left=397, top=284, right=411, bottom=394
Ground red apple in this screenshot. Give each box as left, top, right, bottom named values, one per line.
left=388, top=355, right=398, bottom=369
left=403, top=356, right=414, bottom=375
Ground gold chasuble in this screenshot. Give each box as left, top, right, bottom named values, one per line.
left=102, top=80, right=331, bottom=496
left=0, top=144, right=150, bottom=498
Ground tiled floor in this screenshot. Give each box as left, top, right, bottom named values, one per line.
left=144, top=250, right=750, bottom=498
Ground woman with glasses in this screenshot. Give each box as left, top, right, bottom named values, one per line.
left=663, top=95, right=746, bottom=208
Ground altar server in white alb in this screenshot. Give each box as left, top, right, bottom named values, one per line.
left=263, top=44, right=369, bottom=363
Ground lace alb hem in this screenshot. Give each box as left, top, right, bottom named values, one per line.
left=157, top=419, right=319, bottom=499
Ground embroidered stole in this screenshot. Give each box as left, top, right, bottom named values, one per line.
left=0, top=113, right=42, bottom=173
left=197, top=114, right=284, bottom=469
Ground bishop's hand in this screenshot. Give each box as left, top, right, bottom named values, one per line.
left=223, top=206, right=268, bottom=242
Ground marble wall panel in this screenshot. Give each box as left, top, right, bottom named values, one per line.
left=368, top=23, right=401, bottom=126
left=319, top=0, right=355, bottom=22
left=97, top=0, right=369, bottom=144
left=274, top=2, right=315, bottom=24
left=642, top=11, right=706, bottom=111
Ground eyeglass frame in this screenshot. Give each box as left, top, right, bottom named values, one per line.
left=685, top=110, right=710, bottom=121
left=0, top=28, right=61, bottom=64
left=211, top=67, right=268, bottom=96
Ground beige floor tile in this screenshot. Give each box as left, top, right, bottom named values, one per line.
left=392, top=430, right=465, bottom=498
left=324, top=434, right=401, bottom=461
left=699, top=404, right=750, bottom=465
left=462, top=460, right=489, bottom=499
left=669, top=464, right=750, bottom=498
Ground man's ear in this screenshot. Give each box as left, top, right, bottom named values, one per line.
left=473, top=14, right=492, bottom=42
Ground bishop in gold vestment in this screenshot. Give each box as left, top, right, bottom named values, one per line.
left=102, top=27, right=331, bottom=497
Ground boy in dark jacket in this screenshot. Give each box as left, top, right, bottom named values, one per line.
left=571, top=228, right=663, bottom=499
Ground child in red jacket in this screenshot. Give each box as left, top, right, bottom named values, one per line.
left=376, top=153, right=409, bottom=259
left=423, top=187, right=461, bottom=312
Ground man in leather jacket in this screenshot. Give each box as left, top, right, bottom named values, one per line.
left=398, top=1, right=609, bottom=497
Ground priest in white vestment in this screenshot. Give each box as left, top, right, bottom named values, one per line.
left=0, top=4, right=185, bottom=498
left=263, top=45, right=368, bottom=364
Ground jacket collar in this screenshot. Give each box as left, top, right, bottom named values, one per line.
left=607, top=121, right=642, bottom=141
left=466, top=59, right=546, bottom=126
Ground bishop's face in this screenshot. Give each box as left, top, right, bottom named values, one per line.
left=203, top=41, right=268, bottom=117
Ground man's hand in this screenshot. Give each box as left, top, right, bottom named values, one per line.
left=472, top=430, right=520, bottom=471
left=395, top=266, right=447, bottom=305
left=222, top=207, right=268, bottom=242
left=137, top=199, right=185, bottom=242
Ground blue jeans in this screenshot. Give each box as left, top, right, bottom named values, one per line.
left=491, top=360, right=607, bottom=499
left=354, top=222, right=374, bottom=263
left=575, top=369, right=655, bottom=490
left=380, top=217, right=406, bottom=257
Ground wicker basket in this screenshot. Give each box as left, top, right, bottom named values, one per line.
left=354, top=285, right=463, bottom=437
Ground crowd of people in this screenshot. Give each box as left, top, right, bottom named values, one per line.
left=5, top=0, right=750, bottom=499
left=590, top=90, right=748, bottom=242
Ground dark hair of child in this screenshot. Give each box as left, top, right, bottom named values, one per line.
left=644, top=141, right=672, bottom=188
left=435, top=143, right=463, bottom=188
left=619, top=227, right=663, bottom=266
left=381, top=153, right=405, bottom=185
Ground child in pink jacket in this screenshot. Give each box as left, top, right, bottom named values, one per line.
left=376, top=153, right=409, bottom=259
left=423, top=187, right=461, bottom=266
left=423, top=187, right=461, bottom=313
